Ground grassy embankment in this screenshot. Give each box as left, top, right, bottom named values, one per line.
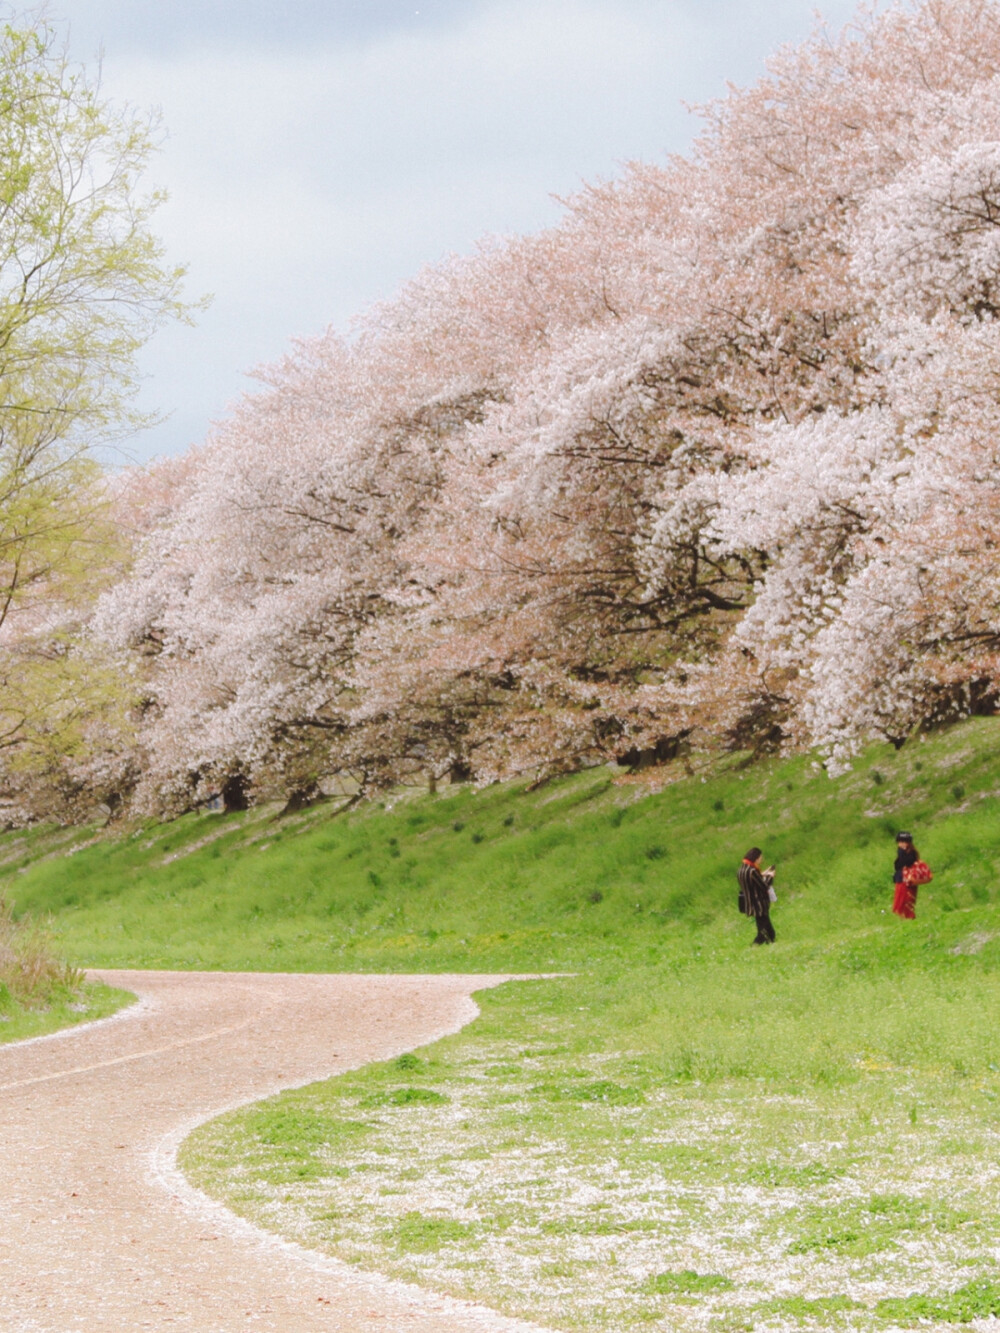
left=6, top=718, right=1000, bottom=1329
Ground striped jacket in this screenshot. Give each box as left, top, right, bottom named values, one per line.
left=737, top=861, right=771, bottom=917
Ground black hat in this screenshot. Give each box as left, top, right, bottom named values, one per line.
left=896, top=831, right=913, bottom=842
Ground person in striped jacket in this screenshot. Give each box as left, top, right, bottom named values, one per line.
left=738, top=847, right=776, bottom=945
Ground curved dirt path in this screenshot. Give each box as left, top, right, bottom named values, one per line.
left=0, top=970, right=548, bottom=1332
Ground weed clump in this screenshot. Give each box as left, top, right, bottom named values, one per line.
left=0, top=899, right=80, bottom=1008
left=361, top=1087, right=450, bottom=1107
left=387, top=1211, right=476, bottom=1252
left=538, top=1080, right=644, bottom=1105
left=644, top=1271, right=733, bottom=1294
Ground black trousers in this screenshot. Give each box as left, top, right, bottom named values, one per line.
left=753, top=909, right=775, bottom=944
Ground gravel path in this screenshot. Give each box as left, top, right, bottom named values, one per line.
left=0, top=970, right=549, bottom=1332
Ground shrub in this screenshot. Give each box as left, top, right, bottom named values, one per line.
left=0, top=899, right=80, bottom=1006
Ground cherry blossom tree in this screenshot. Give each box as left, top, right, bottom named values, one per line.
left=77, top=0, right=1000, bottom=817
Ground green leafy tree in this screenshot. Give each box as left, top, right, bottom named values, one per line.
left=0, top=14, right=192, bottom=616
left=0, top=14, right=196, bottom=818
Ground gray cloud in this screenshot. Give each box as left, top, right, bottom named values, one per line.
left=54, top=0, right=862, bottom=57
left=57, top=0, right=498, bottom=56
left=36, top=0, right=861, bottom=461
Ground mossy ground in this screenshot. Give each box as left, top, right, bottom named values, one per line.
left=7, top=719, right=1000, bottom=1328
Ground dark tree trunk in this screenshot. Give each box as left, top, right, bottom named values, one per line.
left=221, top=774, right=250, bottom=813
left=617, top=731, right=692, bottom=771
left=280, top=785, right=321, bottom=816
left=101, top=791, right=123, bottom=824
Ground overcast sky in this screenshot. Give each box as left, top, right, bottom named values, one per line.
left=50, top=0, right=863, bottom=462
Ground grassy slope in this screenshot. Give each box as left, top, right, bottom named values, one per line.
left=7, top=717, right=1000, bottom=978
left=7, top=719, right=1000, bottom=1329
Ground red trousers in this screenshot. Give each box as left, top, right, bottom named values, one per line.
left=892, top=882, right=916, bottom=919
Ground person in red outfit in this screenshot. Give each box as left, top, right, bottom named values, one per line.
left=892, top=831, right=919, bottom=919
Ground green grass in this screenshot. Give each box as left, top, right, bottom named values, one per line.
left=0, top=980, right=133, bottom=1044
left=876, top=1279, right=1000, bottom=1324
left=9, top=718, right=1000, bottom=1329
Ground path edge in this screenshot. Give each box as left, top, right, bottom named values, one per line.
left=150, top=973, right=553, bottom=1333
